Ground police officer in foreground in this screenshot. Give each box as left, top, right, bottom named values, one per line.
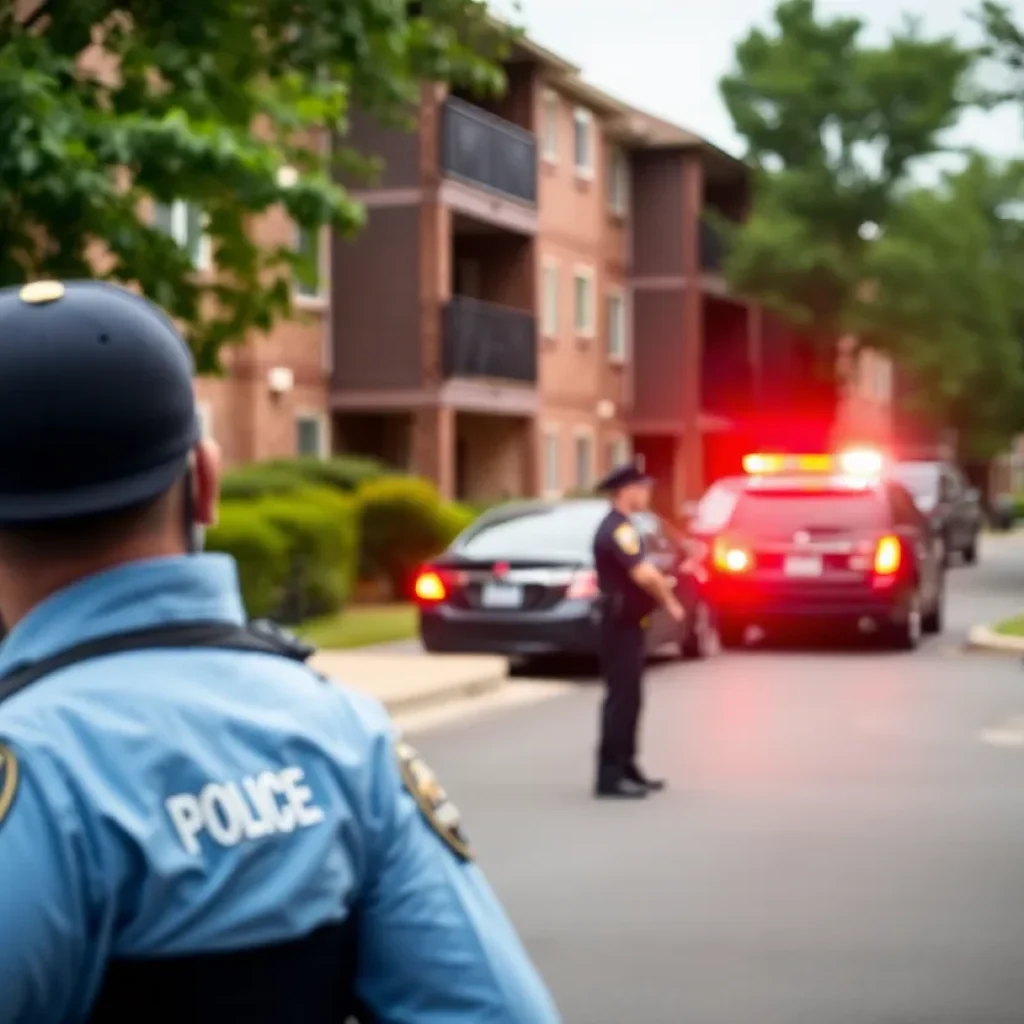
left=0, top=280, right=560, bottom=1024
left=592, top=461, right=684, bottom=800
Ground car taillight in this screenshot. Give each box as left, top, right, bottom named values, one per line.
left=566, top=568, right=599, bottom=599
left=873, top=535, right=902, bottom=576
left=414, top=570, right=447, bottom=602
left=713, top=538, right=751, bottom=573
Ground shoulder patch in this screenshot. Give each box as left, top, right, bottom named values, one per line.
left=613, top=522, right=640, bottom=555
left=0, top=742, right=20, bottom=830
left=395, top=740, right=472, bottom=862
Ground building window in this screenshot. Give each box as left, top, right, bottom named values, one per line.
left=296, top=413, right=328, bottom=457
left=196, top=400, right=214, bottom=440
left=542, top=91, right=559, bottom=163
left=574, top=432, right=593, bottom=490
left=607, top=436, right=630, bottom=471
left=541, top=260, right=559, bottom=337
left=573, top=266, right=595, bottom=337
left=608, top=148, right=629, bottom=215
left=543, top=427, right=560, bottom=497
left=294, top=225, right=322, bottom=298
left=607, top=290, right=627, bottom=362
left=154, top=200, right=210, bottom=270
left=573, top=107, right=593, bottom=177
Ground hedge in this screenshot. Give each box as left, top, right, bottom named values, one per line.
left=220, top=455, right=388, bottom=501
left=207, top=487, right=359, bottom=623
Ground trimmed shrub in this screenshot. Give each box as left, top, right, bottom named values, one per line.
left=357, top=476, right=462, bottom=596
left=220, top=456, right=389, bottom=502
left=206, top=504, right=290, bottom=618
left=219, top=465, right=307, bottom=501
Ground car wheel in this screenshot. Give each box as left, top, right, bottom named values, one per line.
left=963, top=534, right=978, bottom=565
left=717, top=616, right=748, bottom=649
left=881, top=590, right=923, bottom=651
left=922, top=577, right=944, bottom=635
left=680, top=599, right=714, bottom=660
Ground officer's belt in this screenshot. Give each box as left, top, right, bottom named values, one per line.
left=0, top=619, right=317, bottom=705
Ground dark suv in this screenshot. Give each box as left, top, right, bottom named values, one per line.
left=890, top=460, right=982, bottom=565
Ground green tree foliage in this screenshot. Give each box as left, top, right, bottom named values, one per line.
left=0, top=0, right=504, bottom=370
left=718, top=0, right=975, bottom=346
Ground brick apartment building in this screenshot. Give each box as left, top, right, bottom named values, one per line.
left=190, top=31, right=893, bottom=514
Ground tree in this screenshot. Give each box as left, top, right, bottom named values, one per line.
left=0, top=1, right=505, bottom=370
left=718, top=0, right=976, bottom=367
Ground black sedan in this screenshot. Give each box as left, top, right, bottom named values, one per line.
left=414, top=498, right=715, bottom=662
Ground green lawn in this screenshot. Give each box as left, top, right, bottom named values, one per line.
left=992, top=613, right=1024, bottom=637
left=299, top=603, right=418, bottom=649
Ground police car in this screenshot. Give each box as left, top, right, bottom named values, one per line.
left=697, top=449, right=946, bottom=650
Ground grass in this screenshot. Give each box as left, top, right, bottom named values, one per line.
left=992, top=613, right=1024, bottom=638
left=299, top=603, right=418, bottom=649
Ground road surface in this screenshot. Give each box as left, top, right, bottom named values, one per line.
left=407, top=534, right=1024, bottom=1023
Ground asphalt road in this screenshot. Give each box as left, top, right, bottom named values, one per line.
left=410, top=533, right=1024, bottom=1024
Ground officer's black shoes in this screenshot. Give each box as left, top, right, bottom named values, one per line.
left=594, top=775, right=649, bottom=799
left=626, top=765, right=666, bottom=792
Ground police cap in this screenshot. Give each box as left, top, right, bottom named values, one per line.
left=0, top=280, right=199, bottom=525
left=595, top=458, right=652, bottom=494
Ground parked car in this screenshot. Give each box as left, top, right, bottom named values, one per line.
left=414, top=498, right=715, bottom=662
left=889, top=460, right=982, bottom=564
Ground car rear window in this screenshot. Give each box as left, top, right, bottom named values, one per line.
left=891, top=462, right=939, bottom=500
left=453, top=502, right=608, bottom=559
left=727, top=489, right=887, bottom=536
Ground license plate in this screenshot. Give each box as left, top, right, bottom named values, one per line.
left=784, top=555, right=823, bottom=577
left=481, top=583, right=523, bottom=608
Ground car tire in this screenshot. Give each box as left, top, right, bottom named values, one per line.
left=717, top=616, right=748, bottom=650
left=963, top=534, right=978, bottom=565
left=680, top=599, right=714, bottom=660
left=881, top=590, right=923, bottom=651
left=922, top=577, right=944, bottom=635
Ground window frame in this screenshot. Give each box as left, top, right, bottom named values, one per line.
left=606, top=288, right=627, bottom=362
left=572, top=265, right=596, bottom=338
left=573, top=107, right=594, bottom=178
left=541, top=259, right=559, bottom=338
left=541, top=90, right=559, bottom=164
left=154, top=199, right=211, bottom=271
left=573, top=428, right=594, bottom=491
left=295, top=411, right=329, bottom=458
left=608, top=146, right=629, bottom=216
left=542, top=426, right=561, bottom=499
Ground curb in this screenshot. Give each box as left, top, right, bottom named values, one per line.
left=966, top=624, right=1024, bottom=654
left=382, top=671, right=508, bottom=717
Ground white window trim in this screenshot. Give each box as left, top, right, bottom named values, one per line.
left=573, top=426, right=595, bottom=491
left=573, top=107, right=594, bottom=179
left=541, top=90, right=559, bottom=164
left=573, top=264, right=596, bottom=338
left=157, top=200, right=212, bottom=272
left=608, top=147, right=629, bottom=217
left=293, top=224, right=327, bottom=310
left=606, top=287, right=627, bottom=363
left=296, top=410, right=330, bottom=458
left=542, top=426, right=561, bottom=499
left=541, top=258, right=559, bottom=338
left=609, top=435, right=630, bottom=471
left=196, top=399, right=214, bottom=440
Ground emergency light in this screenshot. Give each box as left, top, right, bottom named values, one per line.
left=742, top=447, right=885, bottom=478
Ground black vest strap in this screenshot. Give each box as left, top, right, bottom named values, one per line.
left=0, top=618, right=318, bottom=705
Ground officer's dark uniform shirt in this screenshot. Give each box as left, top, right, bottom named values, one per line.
left=0, top=555, right=561, bottom=1023
left=593, top=509, right=653, bottom=625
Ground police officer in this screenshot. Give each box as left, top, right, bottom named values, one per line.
left=592, top=461, right=684, bottom=799
left=0, top=280, right=560, bottom=1023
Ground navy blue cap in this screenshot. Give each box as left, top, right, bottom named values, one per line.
left=596, top=458, right=652, bottom=493
left=0, top=280, right=199, bottom=525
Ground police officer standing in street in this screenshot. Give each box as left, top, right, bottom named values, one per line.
left=592, top=460, right=684, bottom=800
left=0, top=280, right=560, bottom=1023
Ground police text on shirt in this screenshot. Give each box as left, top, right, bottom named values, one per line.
left=165, top=766, right=324, bottom=855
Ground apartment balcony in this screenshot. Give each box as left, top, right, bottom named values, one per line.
left=439, top=98, right=539, bottom=235
left=442, top=296, right=537, bottom=386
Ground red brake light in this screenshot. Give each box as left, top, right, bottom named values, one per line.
left=566, top=568, right=599, bottom=599
left=414, top=570, right=447, bottom=602
left=873, top=535, right=901, bottom=576
left=713, top=538, right=751, bottom=573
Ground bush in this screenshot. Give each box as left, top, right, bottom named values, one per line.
left=206, top=504, right=290, bottom=617
left=208, top=488, right=359, bottom=623
left=220, top=455, right=388, bottom=501
left=357, top=476, right=465, bottom=596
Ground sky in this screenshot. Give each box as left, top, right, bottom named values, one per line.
left=499, top=0, right=1024, bottom=168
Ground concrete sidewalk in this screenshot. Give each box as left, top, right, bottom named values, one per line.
left=310, top=649, right=509, bottom=714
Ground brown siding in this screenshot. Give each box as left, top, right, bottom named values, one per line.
left=631, top=151, right=686, bottom=277
left=339, top=109, right=421, bottom=190
left=632, top=289, right=686, bottom=422
left=331, top=206, right=423, bottom=390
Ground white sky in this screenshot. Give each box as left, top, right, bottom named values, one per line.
left=502, top=0, right=1024, bottom=166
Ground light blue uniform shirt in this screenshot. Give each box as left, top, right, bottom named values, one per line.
left=0, top=554, right=560, bottom=1024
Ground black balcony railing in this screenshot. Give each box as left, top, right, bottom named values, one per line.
left=442, top=296, right=537, bottom=384
left=700, top=218, right=728, bottom=272
left=440, top=98, right=537, bottom=205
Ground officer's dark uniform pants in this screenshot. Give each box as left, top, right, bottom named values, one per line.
left=597, top=618, right=645, bottom=778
